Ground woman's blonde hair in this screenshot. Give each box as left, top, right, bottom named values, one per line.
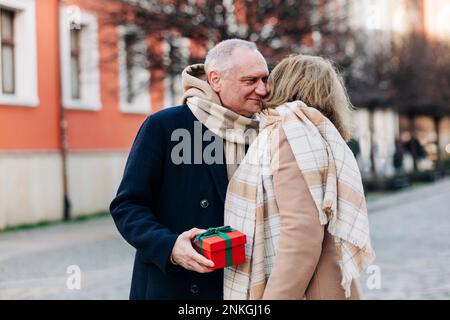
left=262, top=54, right=354, bottom=141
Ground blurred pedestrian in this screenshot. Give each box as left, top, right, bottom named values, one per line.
left=393, top=139, right=405, bottom=174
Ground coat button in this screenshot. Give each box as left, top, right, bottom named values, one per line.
left=200, top=199, right=209, bottom=209
left=190, top=284, right=199, bottom=294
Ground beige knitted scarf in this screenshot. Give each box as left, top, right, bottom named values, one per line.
left=181, top=64, right=259, bottom=179
left=224, top=101, right=375, bottom=299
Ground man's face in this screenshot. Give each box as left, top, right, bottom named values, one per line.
left=210, top=47, right=269, bottom=117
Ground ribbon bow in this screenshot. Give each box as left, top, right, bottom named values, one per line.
left=194, top=226, right=236, bottom=267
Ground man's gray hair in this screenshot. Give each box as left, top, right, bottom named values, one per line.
left=205, top=39, right=261, bottom=74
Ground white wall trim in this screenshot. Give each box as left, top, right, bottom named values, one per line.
left=0, top=96, right=39, bottom=107
left=0, top=0, right=39, bottom=108
left=67, top=151, right=128, bottom=217
left=117, top=25, right=151, bottom=115
left=60, top=6, right=101, bottom=111
left=0, top=152, right=63, bottom=229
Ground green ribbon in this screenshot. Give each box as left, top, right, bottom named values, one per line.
left=194, top=226, right=236, bottom=267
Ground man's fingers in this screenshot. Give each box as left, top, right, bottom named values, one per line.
left=174, top=228, right=215, bottom=273
left=190, top=251, right=215, bottom=268
left=187, top=229, right=214, bottom=268
left=188, top=260, right=214, bottom=273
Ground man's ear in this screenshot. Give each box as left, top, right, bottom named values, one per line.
left=207, top=70, right=222, bottom=93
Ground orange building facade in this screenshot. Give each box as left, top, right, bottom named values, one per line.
left=2, top=0, right=448, bottom=229
left=0, top=0, right=336, bottom=229
left=0, top=0, right=184, bottom=229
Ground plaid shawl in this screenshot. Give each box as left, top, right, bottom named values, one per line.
left=224, top=101, right=375, bottom=299
left=182, top=64, right=259, bottom=179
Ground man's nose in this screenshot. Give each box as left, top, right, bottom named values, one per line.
left=255, top=80, right=267, bottom=97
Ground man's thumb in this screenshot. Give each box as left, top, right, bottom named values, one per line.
left=189, top=228, right=206, bottom=239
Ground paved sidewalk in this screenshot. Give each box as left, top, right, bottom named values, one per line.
left=0, top=217, right=134, bottom=299
left=360, top=177, right=450, bottom=299
left=1, top=178, right=450, bottom=299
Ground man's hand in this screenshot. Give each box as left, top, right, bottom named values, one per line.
left=171, top=228, right=215, bottom=273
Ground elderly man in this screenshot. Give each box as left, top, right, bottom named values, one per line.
left=110, top=39, right=269, bottom=300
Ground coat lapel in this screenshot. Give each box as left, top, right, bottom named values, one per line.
left=201, top=124, right=228, bottom=204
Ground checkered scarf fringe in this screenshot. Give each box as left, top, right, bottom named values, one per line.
left=224, top=101, right=375, bottom=299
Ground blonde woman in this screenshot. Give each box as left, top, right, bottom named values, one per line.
left=224, top=55, right=375, bottom=300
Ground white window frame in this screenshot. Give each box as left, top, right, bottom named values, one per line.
left=163, top=37, right=189, bottom=108
left=117, top=25, right=151, bottom=114
left=0, top=0, right=39, bottom=107
left=60, top=6, right=101, bottom=111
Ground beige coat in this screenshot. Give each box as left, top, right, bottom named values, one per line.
left=262, top=125, right=361, bottom=300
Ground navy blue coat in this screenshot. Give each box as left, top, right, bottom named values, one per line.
left=110, top=105, right=228, bottom=300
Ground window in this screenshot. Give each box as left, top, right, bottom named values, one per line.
left=1, top=9, right=14, bottom=94
left=0, top=0, right=38, bottom=107
left=124, top=32, right=138, bottom=104
left=70, top=28, right=81, bottom=100
left=60, top=7, right=101, bottom=110
left=118, top=25, right=150, bottom=114
left=163, top=37, right=189, bottom=108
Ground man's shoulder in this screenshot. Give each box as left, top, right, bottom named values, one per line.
left=134, top=104, right=193, bottom=147
left=146, top=104, right=192, bottom=125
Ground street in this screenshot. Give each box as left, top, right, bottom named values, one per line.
left=1, top=178, right=450, bottom=300
left=0, top=217, right=134, bottom=299
left=361, top=177, right=450, bottom=299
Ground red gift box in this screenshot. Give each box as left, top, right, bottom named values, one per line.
left=192, top=226, right=246, bottom=270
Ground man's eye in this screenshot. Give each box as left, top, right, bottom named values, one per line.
left=245, top=79, right=256, bottom=84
